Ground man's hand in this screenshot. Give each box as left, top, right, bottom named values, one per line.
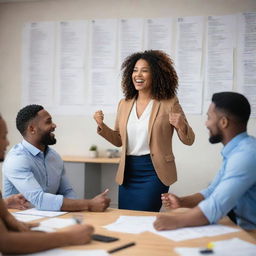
left=4, top=194, right=30, bottom=210
left=154, top=214, right=178, bottom=231
left=63, top=224, right=94, bottom=245
left=88, top=189, right=111, bottom=212
left=161, top=193, right=181, bottom=210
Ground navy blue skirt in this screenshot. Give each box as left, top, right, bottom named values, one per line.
left=118, top=154, right=169, bottom=212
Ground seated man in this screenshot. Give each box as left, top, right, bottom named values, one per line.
left=0, top=114, right=94, bottom=254
left=154, top=92, right=256, bottom=231
left=3, top=104, right=110, bottom=212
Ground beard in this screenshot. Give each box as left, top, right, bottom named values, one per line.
left=209, top=133, right=223, bottom=144
left=41, top=132, right=57, bottom=146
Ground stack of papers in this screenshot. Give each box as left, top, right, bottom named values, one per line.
left=104, top=216, right=239, bottom=241
left=175, top=238, right=256, bottom=256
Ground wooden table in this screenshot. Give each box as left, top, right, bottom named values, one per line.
left=59, top=208, right=256, bottom=256
left=62, top=156, right=120, bottom=164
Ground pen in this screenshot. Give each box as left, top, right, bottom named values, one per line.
left=72, top=214, right=84, bottom=224
left=107, top=242, right=136, bottom=254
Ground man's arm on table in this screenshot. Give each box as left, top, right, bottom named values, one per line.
left=154, top=206, right=209, bottom=230
left=61, top=189, right=110, bottom=212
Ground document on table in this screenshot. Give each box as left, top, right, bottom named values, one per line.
left=175, top=238, right=256, bottom=256
left=7, top=248, right=109, bottom=256
left=104, top=216, right=239, bottom=241
left=12, top=213, right=44, bottom=222
left=104, top=216, right=156, bottom=234
left=15, top=208, right=68, bottom=217
left=152, top=224, right=239, bottom=241
left=31, top=217, right=76, bottom=232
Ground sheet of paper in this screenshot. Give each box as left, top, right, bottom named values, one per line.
left=56, top=20, right=88, bottom=105
left=144, top=17, right=173, bottom=55
left=15, top=208, right=68, bottom=217
left=31, top=217, right=76, bottom=232
left=237, top=12, right=256, bottom=117
left=104, top=216, right=239, bottom=241
left=104, top=216, right=156, bottom=234
left=175, top=16, right=204, bottom=114
left=204, top=14, right=235, bottom=102
left=119, top=18, right=143, bottom=63
left=175, top=238, right=256, bottom=256
left=8, top=248, right=109, bottom=256
left=22, top=21, right=55, bottom=107
left=90, top=19, right=117, bottom=68
left=12, top=213, right=44, bottom=222
left=152, top=224, right=239, bottom=241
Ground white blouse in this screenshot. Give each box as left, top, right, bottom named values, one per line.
left=126, top=100, right=153, bottom=156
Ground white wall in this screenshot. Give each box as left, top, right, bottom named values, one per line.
left=0, top=0, right=256, bottom=196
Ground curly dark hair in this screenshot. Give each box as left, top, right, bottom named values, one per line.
left=121, top=50, right=178, bottom=100
left=16, top=104, right=44, bottom=135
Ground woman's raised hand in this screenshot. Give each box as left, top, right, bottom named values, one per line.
left=93, top=110, right=104, bottom=129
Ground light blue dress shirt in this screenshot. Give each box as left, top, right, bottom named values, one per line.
left=2, top=140, right=76, bottom=211
left=199, top=132, right=256, bottom=230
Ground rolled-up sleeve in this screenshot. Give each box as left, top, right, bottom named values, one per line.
left=199, top=152, right=256, bottom=224
left=3, top=155, right=64, bottom=211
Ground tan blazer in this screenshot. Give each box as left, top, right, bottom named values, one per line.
left=98, top=96, right=195, bottom=186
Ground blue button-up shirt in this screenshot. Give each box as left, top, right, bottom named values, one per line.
left=199, top=132, right=256, bottom=230
left=2, top=140, right=76, bottom=211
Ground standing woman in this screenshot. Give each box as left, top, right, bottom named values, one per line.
left=93, top=50, right=195, bottom=212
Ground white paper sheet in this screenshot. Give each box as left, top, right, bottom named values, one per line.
left=104, top=216, right=156, bottom=234
left=144, top=17, right=173, bottom=55
left=22, top=22, right=55, bottom=107
left=31, top=217, right=76, bottom=232
left=175, top=16, right=204, bottom=114
left=56, top=21, right=87, bottom=105
left=15, top=208, right=68, bottom=217
left=152, top=224, right=239, bottom=242
left=104, top=216, right=239, bottom=241
left=7, top=248, right=109, bottom=256
left=12, top=213, right=44, bottom=222
left=119, top=18, right=143, bottom=63
left=237, top=12, right=256, bottom=117
left=175, top=238, right=256, bottom=256
left=90, top=19, right=117, bottom=68
left=204, top=15, right=236, bottom=102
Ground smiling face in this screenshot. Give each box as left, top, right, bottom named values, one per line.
left=132, top=59, right=152, bottom=94
left=0, top=117, right=10, bottom=162
left=32, top=109, right=57, bottom=146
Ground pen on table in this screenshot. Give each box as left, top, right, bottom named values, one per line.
left=107, top=242, right=136, bottom=254
left=72, top=214, right=84, bottom=224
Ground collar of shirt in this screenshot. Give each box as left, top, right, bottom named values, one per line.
left=221, top=132, right=248, bottom=159
left=21, top=139, right=49, bottom=156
